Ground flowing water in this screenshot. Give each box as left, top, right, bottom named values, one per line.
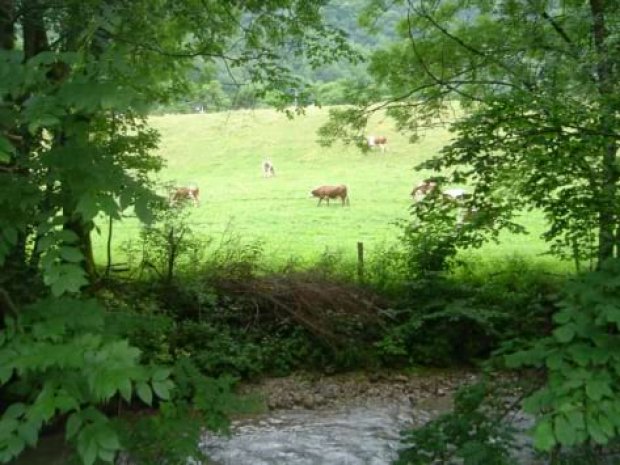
left=201, top=396, right=539, bottom=465
left=11, top=391, right=540, bottom=465
left=202, top=399, right=419, bottom=465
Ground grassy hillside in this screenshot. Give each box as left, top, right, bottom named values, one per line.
left=92, top=107, right=567, bottom=270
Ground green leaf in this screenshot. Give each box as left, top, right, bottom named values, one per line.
left=585, top=379, right=613, bottom=401
left=0, top=365, right=11, bottom=384
left=567, top=344, right=590, bottom=366
left=59, top=246, right=84, bottom=263
left=77, top=434, right=97, bottom=465
left=76, top=194, right=99, bottom=222
left=152, top=380, right=171, bottom=400
left=96, top=429, right=120, bottom=450
left=554, top=414, right=577, bottom=446
left=545, top=351, right=564, bottom=370
left=119, top=189, right=133, bottom=211
left=553, top=324, right=576, bottom=343
left=5, top=434, right=25, bottom=459
left=17, top=422, right=39, bottom=447
left=2, top=227, right=17, bottom=246
left=152, top=368, right=170, bottom=382
left=4, top=403, right=25, bottom=419
left=36, top=235, right=55, bottom=252
left=587, top=415, right=610, bottom=445
left=565, top=410, right=585, bottom=431
left=57, top=230, right=80, bottom=244
left=0, top=135, right=15, bottom=162
left=134, top=195, right=153, bottom=225
left=598, top=412, right=616, bottom=437
left=118, top=378, right=132, bottom=403
left=49, top=263, right=88, bottom=296
left=66, top=413, right=82, bottom=439
left=136, top=382, right=152, bottom=405
left=98, top=447, right=116, bottom=462
left=533, top=419, right=556, bottom=451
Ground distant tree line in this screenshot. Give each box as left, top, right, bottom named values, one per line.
left=154, top=0, right=404, bottom=114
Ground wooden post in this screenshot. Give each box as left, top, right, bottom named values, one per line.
left=357, top=241, right=364, bottom=284
left=105, top=215, right=113, bottom=277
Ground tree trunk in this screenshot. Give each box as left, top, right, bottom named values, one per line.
left=22, top=0, right=49, bottom=59
left=0, top=0, right=14, bottom=50
left=65, top=216, right=98, bottom=279
left=589, top=0, right=619, bottom=267
left=0, top=0, right=26, bottom=289
left=22, top=0, right=98, bottom=282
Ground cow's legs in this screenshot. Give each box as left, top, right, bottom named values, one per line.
left=317, top=197, right=322, bottom=206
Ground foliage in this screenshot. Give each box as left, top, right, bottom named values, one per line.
left=396, top=381, right=517, bottom=465
left=0, top=298, right=172, bottom=465
left=123, top=201, right=207, bottom=284
left=376, top=302, right=505, bottom=367
left=117, top=358, right=257, bottom=465
left=398, top=192, right=462, bottom=279
left=322, top=0, right=620, bottom=266
left=104, top=311, right=175, bottom=366
left=0, top=1, right=357, bottom=464
left=506, top=259, right=620, bottom=453
left=373, top=256, right=559, bottom=366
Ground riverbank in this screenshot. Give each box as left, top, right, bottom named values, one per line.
left=238, top=369, right=478, bottom=412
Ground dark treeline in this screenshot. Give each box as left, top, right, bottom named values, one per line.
left=155, top=0, right=406, bottom=114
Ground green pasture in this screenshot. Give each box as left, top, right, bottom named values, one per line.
left=91, top=107, right=568, bottom=271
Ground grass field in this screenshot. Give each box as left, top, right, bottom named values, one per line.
left=91, top=107, right=569, bottom=271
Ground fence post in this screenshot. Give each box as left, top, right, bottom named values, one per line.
left=357, top=241, right=364, bottom=284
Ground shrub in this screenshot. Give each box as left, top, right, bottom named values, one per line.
left=396, top=381, right=517, bottom=465
left=506, top=259, right=620, bottom=454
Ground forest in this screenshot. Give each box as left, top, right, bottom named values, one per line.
left=1, top=1, right=620, bottom=464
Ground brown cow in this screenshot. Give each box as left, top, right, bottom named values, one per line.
left=169, top=185, right=199, bottom=207
left=367, top=135, right=388, bottom=153
left=411, top=179, right=439, bottom=199
left=310, top=185, right=350, bottom=206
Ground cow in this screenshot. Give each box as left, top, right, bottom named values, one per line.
left=310, top=185, right=350, bottom=206
left=442, top=188, right=469, bottom=202
left=262, top=160, right=276, bottom=178
left=367, top=135, right=388, bottom=153
left=411, top=180, right=469, bottom=203
left=169, top=185, right=200, bottom=207
left=411, top=179, right=439, bottom=200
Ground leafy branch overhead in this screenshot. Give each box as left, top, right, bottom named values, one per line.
left=0, top=1, right=356, bottom=464
left=324, top=0, right=620, bottom=267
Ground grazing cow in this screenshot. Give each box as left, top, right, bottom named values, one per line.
left=442, top=188, right=468, bottom=202
left=262, top=160, right=276, bottom=178
left=367, top=135, right=388, bottom=153
left=169, top=185, right=200, bottom=207
left=310, top=184, right=350, bottom=206
left=457, top=205, right=498, bottom=229
left=411, top=180, right=470, bottom=202
left=411, top=179, right=439, bottom=200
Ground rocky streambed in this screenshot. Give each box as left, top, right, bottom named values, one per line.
left=240, top=369, right=474, bottom=412
left=201, top=370, right=540, bottom=465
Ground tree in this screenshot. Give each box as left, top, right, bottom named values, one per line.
left=320, top=0, right=620, bottom=268
left=0, top=1, right=354, bottom=463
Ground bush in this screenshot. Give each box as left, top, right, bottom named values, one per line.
left=396, top=381, right=518, bottom=465
left=506, top=259, right=620, bottom=455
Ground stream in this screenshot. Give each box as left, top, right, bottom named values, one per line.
left=11, top=372, right=542, bottom=465
left=201, top=395, right=539, bottom=465
left=202, top=398, right=419, bottom=465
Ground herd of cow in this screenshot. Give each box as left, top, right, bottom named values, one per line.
left=167, top=134, right=480, bottom=225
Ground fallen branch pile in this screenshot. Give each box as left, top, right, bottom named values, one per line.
left=213, top=273, right=388, bottom=348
